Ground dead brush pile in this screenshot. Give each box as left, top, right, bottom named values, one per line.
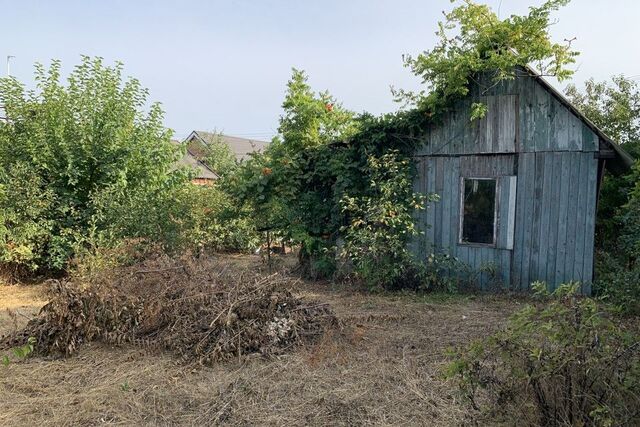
left=1, top=254, right=338, bottom=364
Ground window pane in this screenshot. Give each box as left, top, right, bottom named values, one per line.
left=462, top=178, right=496, bottom=244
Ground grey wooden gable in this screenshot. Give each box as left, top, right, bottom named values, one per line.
left=411, top=69, right=631, bottom=293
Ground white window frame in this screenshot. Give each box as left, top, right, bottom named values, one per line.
left=458, top=177, right=499, bottom=247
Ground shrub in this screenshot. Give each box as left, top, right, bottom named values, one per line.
left=0, top=57, right=184, bottom=273
left=339, top=151, right=434, bottom=289
left=2, top=253, right=338, bottom=364
left=92, top=183, right=260, bottom=255
left=447, top=283, right=640, bottom=426
left=594, top=250, right=640, bottom=315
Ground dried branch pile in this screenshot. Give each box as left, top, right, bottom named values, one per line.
left=1, top=255, right=338, bottom=364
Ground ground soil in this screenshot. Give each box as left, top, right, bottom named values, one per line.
left=0, top=254, right=521, bottom=426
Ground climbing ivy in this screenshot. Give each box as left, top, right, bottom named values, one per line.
left=395, top=0, right=578, bottom=116
left=233, top=0, right=578, bottom=287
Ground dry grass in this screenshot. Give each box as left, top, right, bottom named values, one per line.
left=0, top=255, right=519, bottom=426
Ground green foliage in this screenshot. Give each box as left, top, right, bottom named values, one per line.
left=0, top=163, right=55, bottom=271
left=279, top=69, right=359, bottom=152
left=201, top=132, right=238, bottom=177
left=339, top=151, right=432, bottom=289
left=397, top=0, right=577, bottom=115
left=566, top=76, right=640, bottom=254
left=420, top=253, right=500, bottom=293
left=594, top=250, right=640, bottom=315
left=93, top=182, right=260, bottom=255
left=2, top=337, right=36, bottom=367
left=447, top=284, right=640, bottom=426
left=0, top=57, right=184, bottom=272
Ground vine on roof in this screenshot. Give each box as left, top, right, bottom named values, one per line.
left=230, top=0, right=578, bottom=288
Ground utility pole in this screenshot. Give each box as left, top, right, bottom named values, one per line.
left=7, top=55, right=15, bottom=76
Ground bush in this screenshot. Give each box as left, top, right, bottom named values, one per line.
left=339, top=151, right=434, bottom=289
left=447, top=283, right=640, bottom=426
left=594, top=250, right=640, bottom=315
left=92, top=183, right=260, bottom=255
left=0, top=57, right=184, bottom=273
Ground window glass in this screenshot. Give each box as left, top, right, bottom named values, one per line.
left=461, top=178, right=497, bottom=245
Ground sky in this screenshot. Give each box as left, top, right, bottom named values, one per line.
left=1, top=0, right=639, bottom=140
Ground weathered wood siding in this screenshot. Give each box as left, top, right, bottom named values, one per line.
left=415, top=74, right=599, bottom=156
left=412, top=73, right=600, bottom=292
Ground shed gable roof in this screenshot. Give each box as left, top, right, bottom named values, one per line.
left=522, top=65, right=634, bottom=175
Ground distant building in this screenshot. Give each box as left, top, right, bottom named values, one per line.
left=173, top=131, right=269, bottom=185
left=171, top=139, right=218, bottom=185
left=184, top=131, right=269, bottom=162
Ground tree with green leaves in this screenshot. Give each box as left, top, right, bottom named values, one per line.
left=566, top=76, right=640, bottom=254
left=278, top=68, right=359, bottom=152
left=199, top=132, right=238, bottom=177
left=0, top=57, right=187, bottom=272
left=397, top=0, right=578, bottom=118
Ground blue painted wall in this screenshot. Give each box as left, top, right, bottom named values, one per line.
left=412, top=73, right=600, bottom=292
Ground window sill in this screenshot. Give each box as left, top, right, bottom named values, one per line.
left=457, top=242, right=497, bottom=249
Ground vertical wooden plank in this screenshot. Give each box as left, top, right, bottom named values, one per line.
left=554, top=103, right=569, bottom=151
left=434, top=157, right=445, bottom=249
left=518, top=153, right=536, bottom=290
left=567, top=114, right=583, bottom=151
left=441, top=157, right=453, bottom=252
left=518, top=77, right=529, bottom=152
left=573, top=154, right=587, bottom=282
left=506, top=176, right=517, bottom=250
left=582, top=124, right=598, bottom=153
left=498, top=95, right=517, bottom=153
left=478, top=96, right=488, bottom=154
left=536, top=152, right=553, bottom=284
left=545, top=153, right=563, bottom=288
left=537, top=86, right=551, bottom=152
left=555, top=153, right=571, bottom=285
left=490, top=96, right=500, bottom=153
left=582, top=156, right=598, bottom=294
left=426, top=158, right=437, bottom=247
left=501, top=249, right=511, bottom=290
left=450, top=157, right=461, bottom=255
left=529, top=153, right=545, bottom=284
left=564, top=152, right=579, bottom=282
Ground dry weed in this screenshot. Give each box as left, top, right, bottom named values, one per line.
left=2, top=253, right=338, bottom=365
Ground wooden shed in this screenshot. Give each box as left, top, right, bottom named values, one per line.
left=411, top=67, right=633, bottom=293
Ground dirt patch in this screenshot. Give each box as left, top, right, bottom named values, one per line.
left=0, top=283, right=47, bottom=336
left=0, top=254, right=518, bottom=426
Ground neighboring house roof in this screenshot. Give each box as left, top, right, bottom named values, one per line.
left=185, top=131, right=269, bottom=161
left=522, top=64, right=634, bottom=175
left=171, top=139, right=218, bottom=180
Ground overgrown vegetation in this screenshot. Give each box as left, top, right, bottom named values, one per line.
left=231, top=0, right=579, bottom=289
left=566, top=73, right=640, bottom=311
left=448, top=283, right=640, bottom=426
left=0, top=57, right=257, bottom=276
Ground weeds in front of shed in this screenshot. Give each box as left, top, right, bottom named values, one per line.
left=447, top=282, right=640, bottom=426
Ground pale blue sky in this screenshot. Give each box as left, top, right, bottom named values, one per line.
left=1, top=1, right=639, bottom=140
